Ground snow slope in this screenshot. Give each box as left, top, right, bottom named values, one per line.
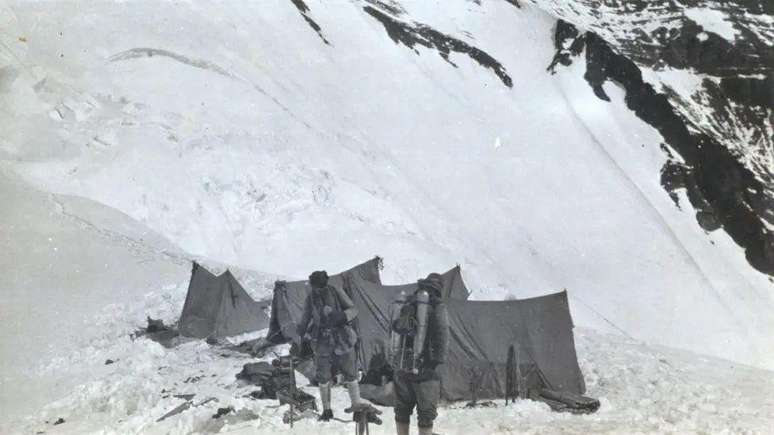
left=0, top=168, right=190, bottom=421
left=3, top=0, right=770, bottom=366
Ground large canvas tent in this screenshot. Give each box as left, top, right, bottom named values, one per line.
left=441, top=293, right=585, bottom=399
left=266, top=256, right=384, bottom=343
left=266, top=258, right=471, bottom=344
left=344, top=272, right=586, bottom=401
left=262, top=258, right=585, bottom=402
left=374, top=265, right=471, bottom=301
left=179, top=262, right=270, bottom=338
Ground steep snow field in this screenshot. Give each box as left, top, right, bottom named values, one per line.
left=1, top=0, right=773, bottom=433
left=2, top=0, right=771, bottom=366
left=0, top=169, right=190, bottom=420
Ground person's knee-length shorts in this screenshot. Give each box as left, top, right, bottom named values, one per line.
left=314, top=343, right=358, bottom=384
left=394, top=372, right=441, bottom=428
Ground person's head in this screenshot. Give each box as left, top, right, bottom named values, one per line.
left=309, top=270, right=329, bottom=289
left=418, top=272, right=443, bottom=298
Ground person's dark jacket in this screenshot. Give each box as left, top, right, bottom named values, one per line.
left=296, top=284, right=358, bottom=355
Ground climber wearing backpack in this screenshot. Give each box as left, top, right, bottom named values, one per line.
left=390, top=273, right=450, bottom=435
left=296, top=270, right=362, bottom=421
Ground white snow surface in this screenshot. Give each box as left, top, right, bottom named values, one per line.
left=7, top=282, right=774, bottom=434
left=684, top=8, right=740, bottom=41
left=1, top=0, right=774, bottom=432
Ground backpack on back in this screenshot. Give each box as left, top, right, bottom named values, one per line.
left=389, top=290, right=430, bottom=373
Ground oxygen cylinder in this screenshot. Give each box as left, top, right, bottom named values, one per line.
left=389, top=290, right=407, bottom=368
left=411, top=289, right=430, bottom=373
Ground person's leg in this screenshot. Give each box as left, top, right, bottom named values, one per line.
left=335, top=350, right=362, bottom=407
left=314, top=346, right=334, bottom=420
left=393, top=373, right=416, bottom=435
left=414, top=379, right=441, bottom=434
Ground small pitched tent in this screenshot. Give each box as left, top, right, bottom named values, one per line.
left=345, top=272, right=585, bottom=401
left=179, top=262, right=270, bottom=338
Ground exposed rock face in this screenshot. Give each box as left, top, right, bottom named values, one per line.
left=362, top=4, right=514, bottom=88
left=288, top=0, right=330, bottom=45
left=540, top=0, right=773, bottom=276
left=283, top=0, right=772, bottom=275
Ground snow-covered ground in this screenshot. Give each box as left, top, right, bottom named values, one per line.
left=6, top=280, right=774, bottom=435
left=2, top=0, right=773, bottom=433
left=0, top=168, right=189, bottom=421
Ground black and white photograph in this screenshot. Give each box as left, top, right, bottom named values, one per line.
left=1, top=0, right=772, bottom=433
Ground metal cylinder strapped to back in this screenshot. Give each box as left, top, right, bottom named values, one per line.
left=389, top=289, right=430, bottom=373
left=410, top=289, right=430, bottom=373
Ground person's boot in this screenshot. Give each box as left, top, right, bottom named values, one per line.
left=417, top=424, right=433, bottom=435
left=318, top=382, right=332, bottom=421
left=319, top=409, right=333, bottom=421
left=396, top=422, right=410, bottom=435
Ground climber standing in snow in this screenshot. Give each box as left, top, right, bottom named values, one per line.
left=296, top=270, right=362, bottom=421
left=391, top=273, right=450, bottom=435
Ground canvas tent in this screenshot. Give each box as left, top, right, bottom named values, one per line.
left=441, top=293, right=585, bottom=399
left=438, top=265, right=471, bottom=300
left=263, top=258, right=585, bottom=402
left=266, top=256, right=384, bottom=343
left=344, top=272, right=586, bottom=401
left=373, top=265, right=471, bottom=301
left=266, top=258, right=471, bottom=344
left=179, top=262, right=270, bottom=338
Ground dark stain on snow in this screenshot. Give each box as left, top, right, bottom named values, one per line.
left=289, top=0, right=330, bottom=45
left=363, top=5, right=513, bottom=88
left=550, top=21, right=774, bottom=275
left=109, top=48, right=236, bottom=78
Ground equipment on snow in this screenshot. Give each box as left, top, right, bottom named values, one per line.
left=345, top=402, right=383, bottom=435
left=276, top=353, right=319, bottom=427
left=532, top=388, right=601, bottom=414
left=156, top=397, right=217, bottom=422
